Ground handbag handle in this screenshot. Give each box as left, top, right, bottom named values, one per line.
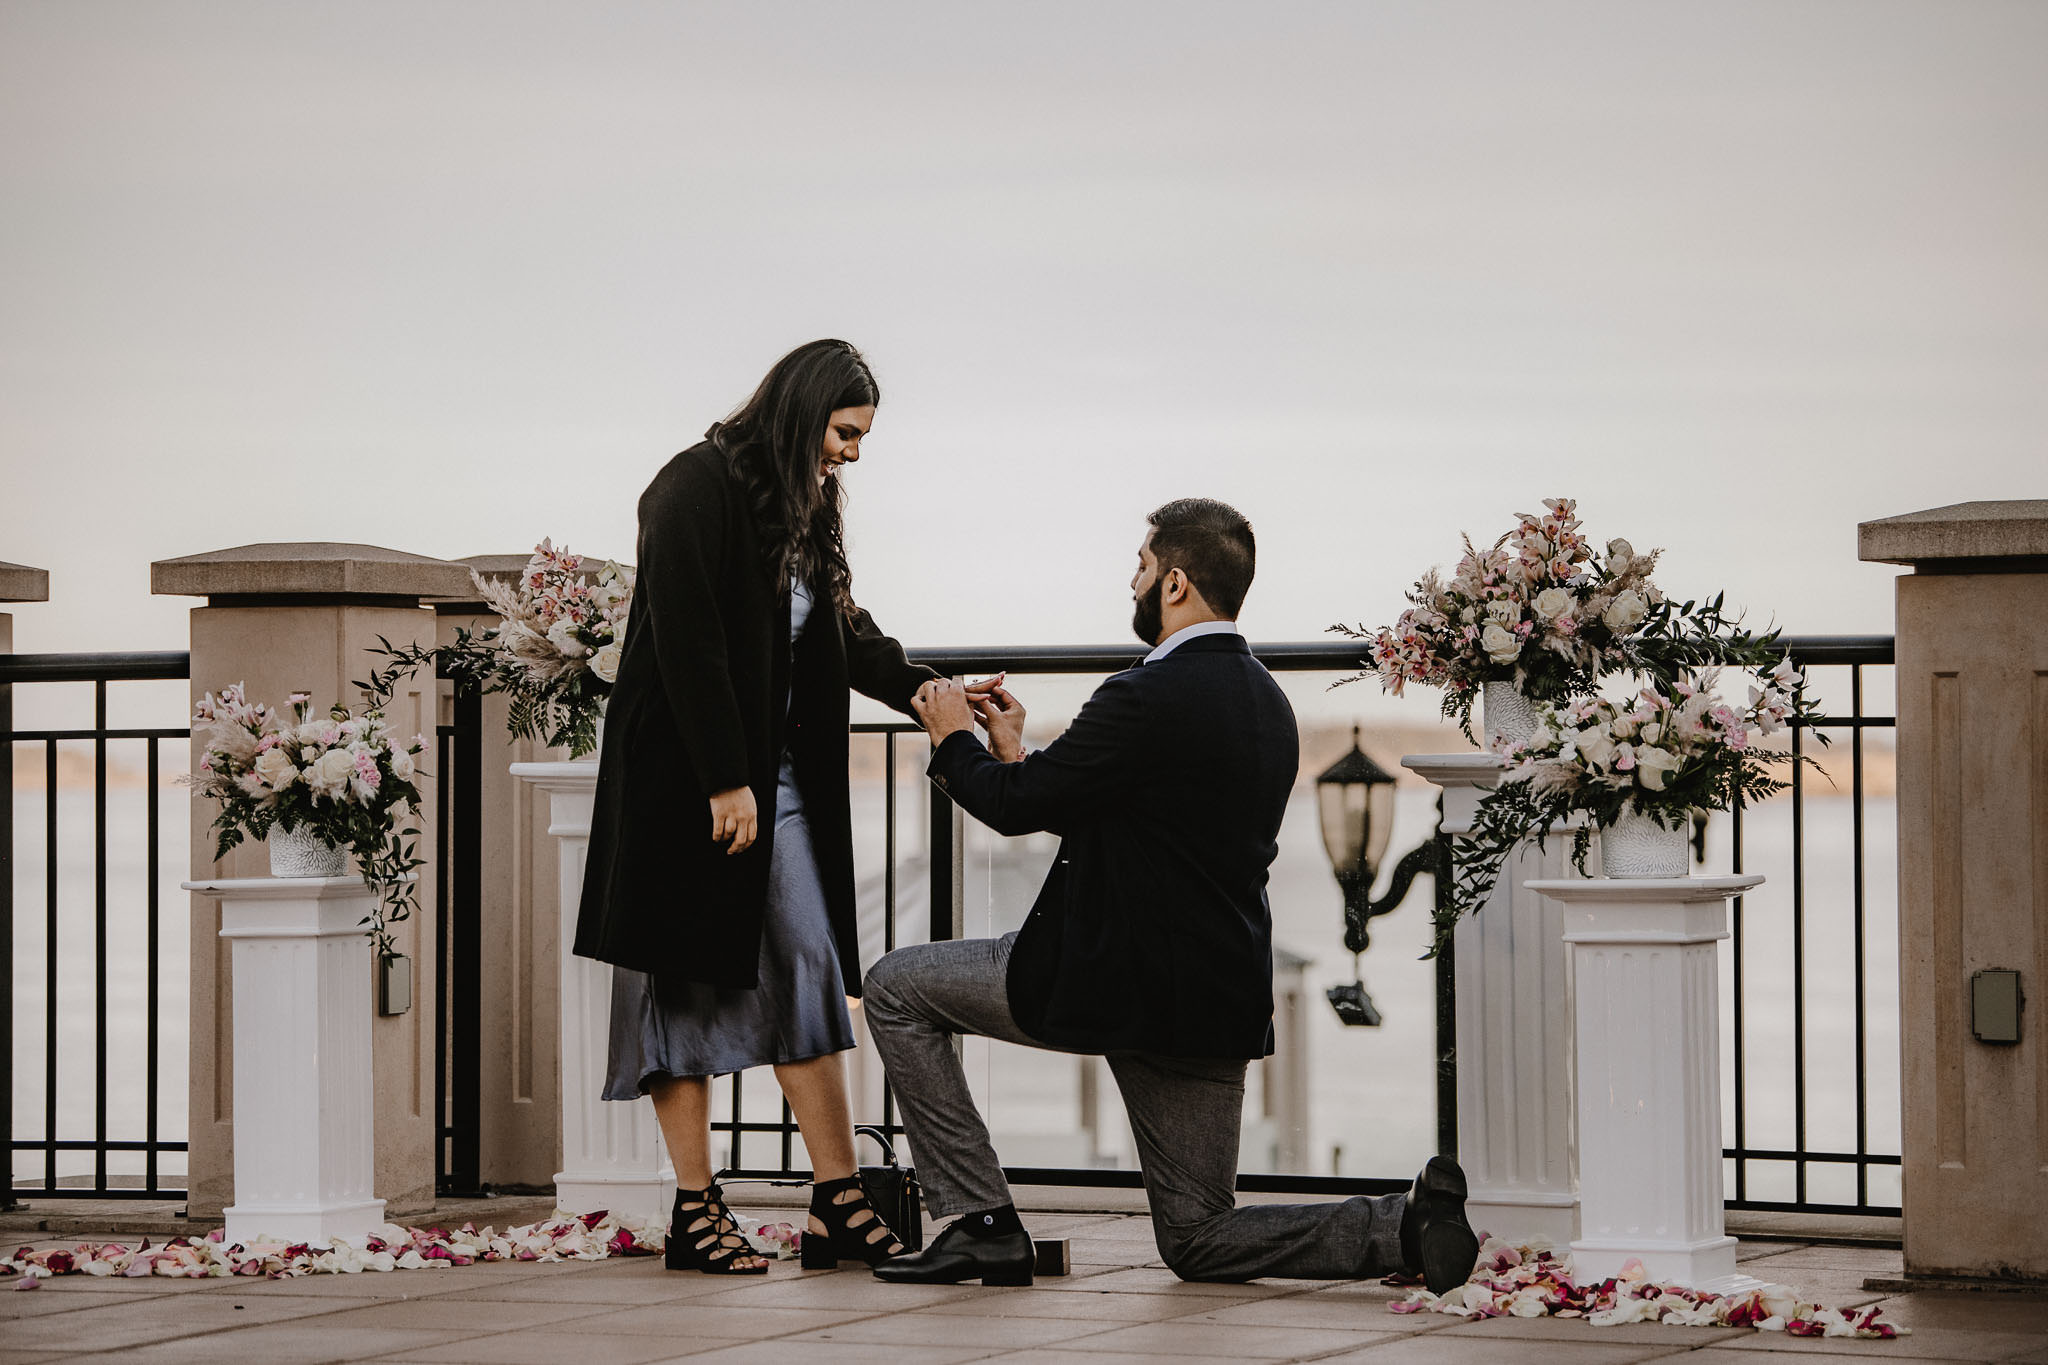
left=853, top=1124, right=902, bottom=1168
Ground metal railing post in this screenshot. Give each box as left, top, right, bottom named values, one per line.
left=447, top=685, right=483, bottom=1196
left=930, top=786, right=964, bottom=945
left=0, top=674, right=13, bottom=1210
left=1432, top=796, right=1457, bottom=1159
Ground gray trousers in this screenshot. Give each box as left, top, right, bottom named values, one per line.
left=862, top=934, right=1408, bottom=1283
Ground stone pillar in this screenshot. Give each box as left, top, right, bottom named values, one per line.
left=1528, top=874, right=1762, bottom=1291
left=1, top=561, right=48, bottom=1202
left=430, top=556, right=568, bottom=1192
left=1265, top=946, right=1313, bottom=1173
left=1860, top=500, right=2048, bottom=1283
left=1403, top=753, right=1578, bottom=1246
left=185, top=875, right=386, bottom=1245
left=0, top=559, right=48, bottom=679
left=510, top=760, right=674, bottom=1223
left=154, top=543, right=471, bottom=1222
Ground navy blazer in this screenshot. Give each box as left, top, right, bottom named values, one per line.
left=927, top=633, right=1299, bottom=1058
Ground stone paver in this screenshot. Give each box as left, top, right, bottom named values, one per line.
left=1675, top=1353, right=1965, bottom=1365
left=1315, top=1342, right=1685, bottom=1363
left=1703, top=1325, right=2048, bottom=1358
left=3, top=1208, right=2043, bottom=1363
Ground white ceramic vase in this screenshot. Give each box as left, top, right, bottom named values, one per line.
left=1481, top=680, right=1538, bottom=750
left=268, top=823, right=348, bottom=878
left=1600, top=808, right=1689, bottom=878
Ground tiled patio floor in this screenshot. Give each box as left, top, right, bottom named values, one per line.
left=5, top=1205, right=2046, bottom=1364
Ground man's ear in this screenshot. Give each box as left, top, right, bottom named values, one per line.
left=1164, top=567, right=1190, bottom=604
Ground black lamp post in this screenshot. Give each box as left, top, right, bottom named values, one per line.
left=1317, top=725, right=1439, bottom=1026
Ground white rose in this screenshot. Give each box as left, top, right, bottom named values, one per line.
left=296, top=720, right=339, bottom=752
left=389, top=745, right=416, bottom=782
left=1635, top=746, right=1682, bottom=791
left=546, top=618, right=590, bottom=659
left=1602, top=589, right=1647, bottom=632
left=1479, top=622, right=1521, bottom=665
left=1531, top=587, right=1574, bottom=621
left=307, top=748, right=356, bottom=798
left=252, top=747, right=299, bottom=791
left=1606, top=537, right=1635, bottom=576
left=591, top=642, right=622, bottom=684
left=1578, top=729, right=1617, bottom=770
left=1485, top=599, right=1520, bottom=626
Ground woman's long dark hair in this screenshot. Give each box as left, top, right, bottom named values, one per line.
left=707, top=339, right=878, bottom=614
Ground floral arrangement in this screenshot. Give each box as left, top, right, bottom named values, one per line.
left=366, top=540, right=632, bottom=760
left=2, top=1210, right=804, bottom=1286
left=1386, top=1235, right=1906, bottom=1339
left=1429, top=659, right=1824, bottom=955
left=184, top=686, right=426, bottom=959
left=1333, top=498, right=1782, bottom=738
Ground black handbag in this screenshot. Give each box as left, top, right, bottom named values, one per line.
left=854, top=1125, right=924, bottom=1252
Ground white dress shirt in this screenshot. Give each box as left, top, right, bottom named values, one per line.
left=1142, top=618, right=1243, bottom=665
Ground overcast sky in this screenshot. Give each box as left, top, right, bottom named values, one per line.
left=4, top=1, right=2043, bottom=699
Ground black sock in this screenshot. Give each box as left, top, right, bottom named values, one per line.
left=953, top=1205, right=1024, bottom=1239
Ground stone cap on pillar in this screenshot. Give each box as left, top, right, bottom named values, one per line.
left=460, top=553, right=535, bottom=584
left=427, top=554, right=521, bottom=615
left=151, top=543, right=473, bottom=606
left=1401, top=752, right=1504, bottom=837
left=0, top=561, right=50, bottom=603
left=1858, top=501, right=2048, bottom=572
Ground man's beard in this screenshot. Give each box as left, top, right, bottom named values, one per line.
left=1131, top=576, right=1164, bottom=647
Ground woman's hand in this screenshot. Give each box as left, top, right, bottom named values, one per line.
left=973, top=685, right=1028, bottom=763
left=912, top=678, right=978, bottom=744
left=709, top=786, right=758, bottom=855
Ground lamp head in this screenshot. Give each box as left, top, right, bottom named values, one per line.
left=1314, top=725, right=1398, bottom=880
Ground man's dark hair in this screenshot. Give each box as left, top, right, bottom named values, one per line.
left=1146, top=498, right=1256, bottom=618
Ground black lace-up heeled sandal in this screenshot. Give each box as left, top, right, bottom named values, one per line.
left=800, top=1174, right=907, bottom=1269
left=666, top=1182, right=770, bottom=1275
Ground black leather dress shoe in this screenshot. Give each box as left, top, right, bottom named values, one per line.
left=872, top=1217, right=1033, bottom=1286
left=1399, top=1154, right=1480, bottom=1295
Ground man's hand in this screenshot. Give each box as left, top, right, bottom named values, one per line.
left=709, top=786, right=758, bottom=855
left=972, top=685, right=1027, bottom=762
left=912, top=677, right=978, bottom=745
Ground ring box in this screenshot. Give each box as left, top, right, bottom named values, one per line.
left=1033, top=1238, right=1070, bottom=1277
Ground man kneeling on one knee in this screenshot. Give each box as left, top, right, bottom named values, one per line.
left=863, top=497, right=1480, bottom=1289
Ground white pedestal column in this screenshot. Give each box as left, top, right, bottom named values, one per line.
left=1526, top=873, right=1762, bottom=1291
left=184, top=876, right=386, bottom=1246
left=511, top=761, right=674, bottom=1224
left=1402, top=753, right=1578, bottom=1247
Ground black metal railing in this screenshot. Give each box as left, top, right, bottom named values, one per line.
left=7, top=637, right=1903, bottom=1217
left=1725, top=634, right=1900, bottom=1217
left=2, top=650, right=191, bottom=1205
left=432, top=679, right=484, bottom=1198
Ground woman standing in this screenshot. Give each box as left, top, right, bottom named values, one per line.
left=576, top=340, right=945, bottom=1274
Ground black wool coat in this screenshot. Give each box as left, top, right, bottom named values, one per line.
left=926, top=634, right=1299, bottom=1059
left=573, top=440, right=935, bottom=995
